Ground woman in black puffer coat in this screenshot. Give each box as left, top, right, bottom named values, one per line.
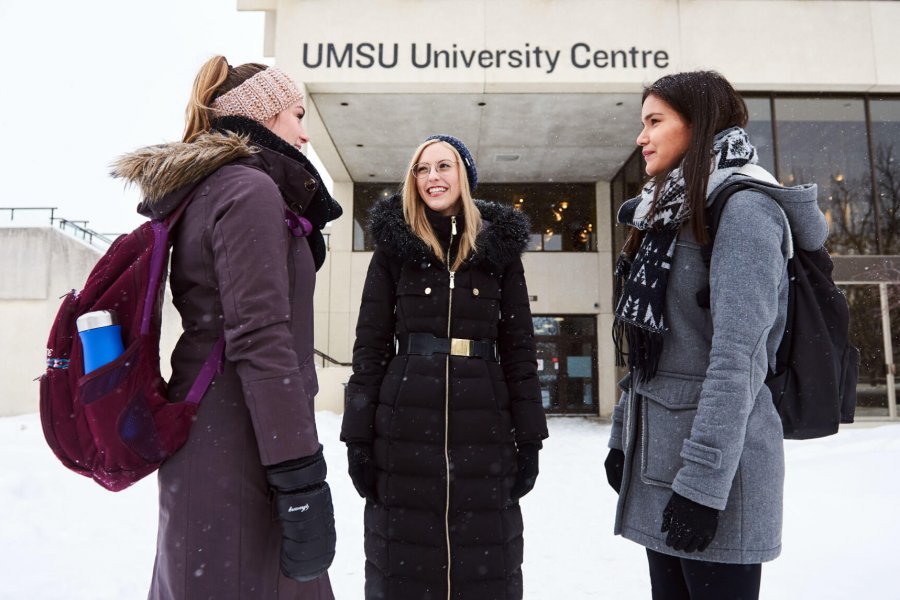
left=341, top=135, right=549, bottom=600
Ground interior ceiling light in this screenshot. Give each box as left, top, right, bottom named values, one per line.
left=495, top=154, right=520, bottom=162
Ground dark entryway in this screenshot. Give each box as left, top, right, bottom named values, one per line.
left=533, top=315, right=598, bottom=414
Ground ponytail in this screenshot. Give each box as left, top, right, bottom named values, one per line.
left=182, top=56, right=269, bottom=142
left=183, top=56, right=230, bottom=143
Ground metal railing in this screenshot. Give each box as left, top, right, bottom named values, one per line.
left=315, top=349, right=352, bottom=367
left=1, top=206, right=118, bottom=250
left=0, top=206, right=57, bottom=223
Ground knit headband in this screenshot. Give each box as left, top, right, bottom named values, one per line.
left=211, top=67, right=302, bottom=123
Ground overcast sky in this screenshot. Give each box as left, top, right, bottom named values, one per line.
left=0, top=1, right=272, bottom=234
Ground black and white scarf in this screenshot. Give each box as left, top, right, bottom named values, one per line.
left=613, top=127, right=757, bottom=380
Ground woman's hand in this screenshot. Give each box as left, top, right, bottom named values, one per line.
left=604, top=448, right=625, bottom=494
left=661, top=491, right=719, bottom=553
left=347, top=443, right=377, bottom=501
left=266, top=447, right=337, bottom=581
left=510, top=443, right=540, bottom=502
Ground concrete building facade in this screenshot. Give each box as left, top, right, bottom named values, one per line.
left=234, top=0, right=900, bottom=420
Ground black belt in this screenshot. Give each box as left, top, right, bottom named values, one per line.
left=397, top=333, right=498, bottom=362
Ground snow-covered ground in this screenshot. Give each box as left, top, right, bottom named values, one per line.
left=1, top=413, right=897, bottom=599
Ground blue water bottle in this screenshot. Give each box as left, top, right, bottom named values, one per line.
left=76, top=310, right=125, bottom=373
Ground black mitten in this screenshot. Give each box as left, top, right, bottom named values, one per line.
left=347, top=443, right=376, bottom=501
left=604, top=448, right=625, bottom=494
left=510, top=443, right=540, bottom=502
left=661, top=491, right=719, bottom=553
left=266, top=446, right=336, bottom=582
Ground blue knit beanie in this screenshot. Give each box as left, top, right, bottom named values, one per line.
left=425, top=134, right=477, bottom=192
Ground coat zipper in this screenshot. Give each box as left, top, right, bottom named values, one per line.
left=444, top=215, right=456, bottom=599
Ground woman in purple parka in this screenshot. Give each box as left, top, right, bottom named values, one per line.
left=112, top=56, right=342, bottom=599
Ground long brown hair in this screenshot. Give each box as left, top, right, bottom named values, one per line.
left=182, top=56, right=268, bottom=142
left=623, top=70, right=749, bottom=256
left=400, top=140, right=482, bottom=271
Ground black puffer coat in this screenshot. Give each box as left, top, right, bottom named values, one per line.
left=341, top=196, right=548, bottom=600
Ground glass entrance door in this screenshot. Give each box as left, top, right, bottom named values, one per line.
left=532, top=315, right=598, bottom=414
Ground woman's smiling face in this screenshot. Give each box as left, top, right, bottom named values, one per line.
left=415, top=142, right=462, bottom=216
left=636, top=93, right=692, bottom=177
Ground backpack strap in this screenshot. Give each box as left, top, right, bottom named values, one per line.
left=184, top=336, right=226, bottom=405
left=696, top=182, right=750, bottom=308
left=696, top=171, right=793, bottom=308
left=156, top=188, right=227, bottom=405
left=142, top=191, right=202, bottom=336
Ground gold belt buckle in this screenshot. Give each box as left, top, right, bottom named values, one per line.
left=450, top=338, right=474, bottom=357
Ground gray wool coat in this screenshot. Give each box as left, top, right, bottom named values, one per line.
left=114, top=131, right=334, bottom=599
left=608, top=169, right=828, bottom=564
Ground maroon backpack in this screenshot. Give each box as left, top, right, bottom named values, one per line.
left=40, top=197, right=224, bottom=491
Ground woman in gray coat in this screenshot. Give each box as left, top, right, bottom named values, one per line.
left=113, top=56, right=341, bottom=599
left=605, top=71, right=828, bottom=599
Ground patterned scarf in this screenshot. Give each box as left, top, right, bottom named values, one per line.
left=613, top=127, right=757, bottom=381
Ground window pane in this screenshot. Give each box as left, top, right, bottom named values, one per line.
left=846, top=284, right=889, bottom=416
left=478, top=183, right=597, bottom=252
left=353, top=184, right=398, bottom=251
left=558, top=315, right=596, bottom=336
left=870, top=99, right=900, bottom=255
left=775, top=98, right=872, bottom=255
left=357, top=183, right=597, bottom=252
left=744, top=96, right=776, bottom=174
left=534, top=341, right=559, bottom=410
left=610, top=148, right=645, bottom=257
left=532, top=315, right=598, bottom=414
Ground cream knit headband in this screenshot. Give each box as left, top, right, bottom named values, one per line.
left=211, top=67, right=302, bottom=122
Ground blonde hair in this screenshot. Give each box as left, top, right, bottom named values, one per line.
left=400, top=140, right=482, bottom=271
left=182, top=56, right=268, bottom=142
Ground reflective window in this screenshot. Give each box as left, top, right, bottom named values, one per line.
left=352, top=184, right=397, bottom=251
left=744, top=96, right=776, bottom=174
left=479, top=183, right=597, bottom=252
left=532, top=315, right=598, bottom=414
left=352, top=182, right=596, bottom=252
left=609, top=148, right=645, bottom=257
left=775, top=98, right=872, bottom=255
left=870, top=99, right=900, bottom=254
left=845, top=284, right=900, bottom=417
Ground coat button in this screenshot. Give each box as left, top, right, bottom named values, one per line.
left=473, top=288, right=480, bottom=296
left=304, top=178, right=317, bottom=192
left=425, top=287, right=432, bottom=295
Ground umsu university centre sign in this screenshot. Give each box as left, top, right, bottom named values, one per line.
left=301, top=42, right=670, bottom=74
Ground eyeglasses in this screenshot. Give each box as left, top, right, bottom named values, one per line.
left=411, top=160, right=457, bottom=179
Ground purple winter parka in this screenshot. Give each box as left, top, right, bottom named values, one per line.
left=112, top=119, right=340, bottom=600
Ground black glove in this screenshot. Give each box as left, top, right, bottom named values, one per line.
left=510, top=443, right=540, bottom=502
left=347, top=443, right=376, bottom=501
left=604, top=448, right=625, bottom=494
left=661, top=491, right=719, bottom=553
left=266, top=446, right=336, bottom=582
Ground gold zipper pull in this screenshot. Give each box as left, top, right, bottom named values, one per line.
left=449, top=271, right=456, bottom=289
left=451, top=216, right=457, bottom=236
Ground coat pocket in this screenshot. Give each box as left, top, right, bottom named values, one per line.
left=636, top=373, right=704, bottom=487
left=396, top=275, right=441, bottom=321
left=465, top=269, right=502, bottom=322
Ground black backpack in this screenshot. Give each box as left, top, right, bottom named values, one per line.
left=699, top=180, right=859, bottom=440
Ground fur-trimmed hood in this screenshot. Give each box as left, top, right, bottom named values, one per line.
left=110, top=131, right=256, bottom=205
left=368, top=195, right=530, bottom=269
left=112, top=116, right=343, bottom=271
